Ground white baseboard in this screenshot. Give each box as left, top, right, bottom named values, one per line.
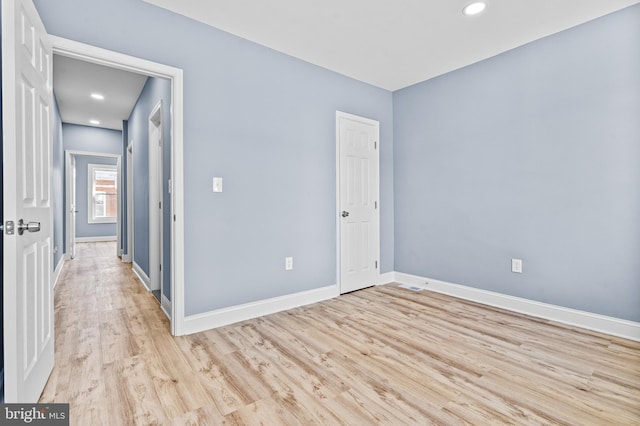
left=132, top=262, right=151, bottom=291
left=182, top=284, right=339, bottom=335
left=121, top=254, right=132, bottom=263
left=52, top=256, right=66, bottom=288
left=161, top=294, right=172, bottom=320
left=392, top=272, right=640, bottom=342
left=75, top=235, right=117, bottom=243
left=376, top=271, right=394, bottom=286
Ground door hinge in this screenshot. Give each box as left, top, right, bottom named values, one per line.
left=375, top=260, right=378, bottom=269
left=160, top=264, right=162, bottom=271
left=374, top=141, right=377, bottom=149
left=374, top=201, right=377, bottom=209
left=159, top=201, right=162, bottom=209
left=173, top=214, right=176, bottom=222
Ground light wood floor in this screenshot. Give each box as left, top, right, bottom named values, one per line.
left=41, top=242, right=640, bottom=425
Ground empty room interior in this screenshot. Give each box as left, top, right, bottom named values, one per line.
left=2, top=0, right=639, bottom=424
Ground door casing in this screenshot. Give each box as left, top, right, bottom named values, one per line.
left=50, top=36, right=185, bottom=335
left=65, top=150, right=122, bottom=258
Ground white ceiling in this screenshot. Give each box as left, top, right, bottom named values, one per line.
left=143, top=0, right=640, bottom=91
left=53, top=55, right=148, bottom=131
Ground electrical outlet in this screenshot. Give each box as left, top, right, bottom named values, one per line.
left=285, top=257, right=293, bottom=271
left=512, top=259, right=523, bottom=273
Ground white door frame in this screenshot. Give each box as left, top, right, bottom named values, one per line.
left=67, top=154, right=77, bottom=259
left=336, top=111, right=381, bottom=293
left=148, top=100, right=163, bottom=294
left=50, top=36, right=185, bottom=336
left=124, top=142, right=134, bottom=263
left=65, top=150, right=121, bottom=256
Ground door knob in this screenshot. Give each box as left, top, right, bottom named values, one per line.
left=341, top=211, right=350, bottom=218
left=17, top=219, right=40, bottom=235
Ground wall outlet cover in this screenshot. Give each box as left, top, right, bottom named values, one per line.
left=512, top=258, right=523, bottom=273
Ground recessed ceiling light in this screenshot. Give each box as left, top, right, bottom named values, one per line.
left=463, top=2, right=486, bottom=16
left=90, top=93, right=104, bottom=100
left=89, top=119, right=100, bottom=125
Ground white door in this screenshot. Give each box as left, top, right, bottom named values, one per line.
left=148, top=102, right=163, bottom=293
left=337, top=112, right=380, bottom=294
left=126, top=143, right=133, bottom=262
left=69, top=155, right=77, bottom=258
left=2, top=0, right=55, bottom=402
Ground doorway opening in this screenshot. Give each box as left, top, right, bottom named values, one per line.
left=50, top=36, right=185, bottom=335
left=65, top=151, right=122, bottom=260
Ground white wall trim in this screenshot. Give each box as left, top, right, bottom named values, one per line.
left=392, top=272, right=640, bottom=342
left=121, top=254, right=132, bottom=263
left=52, top=256, right=66, bottom=289
left=376, top=271, right=394, bottom=286
left=132, top=262, right=151, bottom=292
left=182, top=284, right=340, bottom=335
left=161, top=294, right=172, bottom=320
left=75, top=235, right=117, bottom=243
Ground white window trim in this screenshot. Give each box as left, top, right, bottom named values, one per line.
left=88, top=163, right=118, bottom=224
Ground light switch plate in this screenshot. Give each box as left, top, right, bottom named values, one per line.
left=512, top=259, right=523, bottom=273
left=213, top=177, right=223, bottom=193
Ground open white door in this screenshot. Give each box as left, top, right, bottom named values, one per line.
left=2, top=0, right=55, bottom=402
left=68, top=154, right=77, bottom=259
left=337, top=112, right=380, bottom=294
left=148, top=101, right=163, bottom=293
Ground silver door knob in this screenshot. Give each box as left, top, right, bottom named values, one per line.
left=17, top=219, right=40, bottom=235
left=341, top=211, right=350, bottom=218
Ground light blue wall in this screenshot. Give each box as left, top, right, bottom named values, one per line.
left=73, top=156, right=118, bottom=238
left=62, top=123, right=123, bottom=155
left=34, top=0, right=394, bottom=316
left=127, top=77, right=171, bottom=299
left=52, top=97, right=64, bottom=267
left=393, top=5, right=640, bottom=322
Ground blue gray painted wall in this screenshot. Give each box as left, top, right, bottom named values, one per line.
left=52, top=97, right=64, bottom=267
left=126, top=77, right=171, bottom=299
left=33, top=0, right=395, bottom=316
left=73, top=156, right=118, bottom=238
left=62, top=123, right=123, bottom=156
left=393, top=5, right=640, bottom=322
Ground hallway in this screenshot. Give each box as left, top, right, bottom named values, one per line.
left=40, top=242, right=172, bottom=423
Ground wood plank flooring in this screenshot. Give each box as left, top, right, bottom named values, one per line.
left=41, top=242, right=640, bottom=425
